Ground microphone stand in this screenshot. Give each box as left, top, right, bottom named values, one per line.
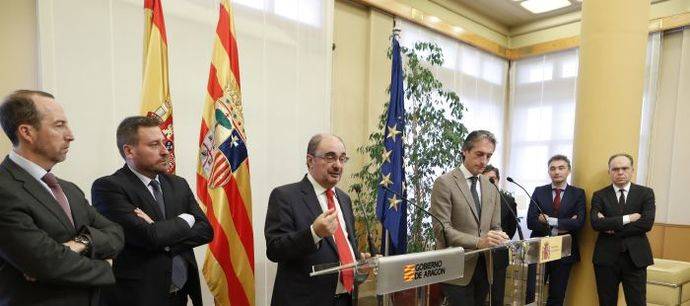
left=489, top=178, right=524, bottom=240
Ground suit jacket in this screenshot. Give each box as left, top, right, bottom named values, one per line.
left=590, top=184, right=655, bottom=268
left=527, top=184, right=586, bottom=263
left=0, top=157, right=124, bottom=306
left=91, top=165, right=213, bottom=306
left=264, top=176, right=360, bottom=306
left=430, top=168, right=501, bottom=286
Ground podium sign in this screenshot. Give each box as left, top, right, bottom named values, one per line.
left=537, top=235, right=564, bottom=263
left=375, top=247, right=464, bottom=295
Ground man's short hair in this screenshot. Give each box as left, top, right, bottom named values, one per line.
left=608, top=153, right=634, bottom=168
left=482, top=164, right=500, bottom=181
left=548, top=154, right=572, bottom=169
left=461, top=130, right=497, bottom=153
left=0, top=90, right=55, bottom=146
left=306, top=133, right=344, bottom=156
left=116, top=116, right=161, bottom=159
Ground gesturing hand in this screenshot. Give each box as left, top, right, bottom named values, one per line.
left=313, top=208, right=339, bottom=238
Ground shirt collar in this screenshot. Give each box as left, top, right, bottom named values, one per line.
left=613, top=182, right=631, bottom=194
left=128, top=164, right=159, bottom=187
left=307, top=173, right=329, bottom=196
left=9, top=150, right=48, bottom=182
left=551, top=183, right=568, bottom=191
left=459, top=163, right=476, bottom=180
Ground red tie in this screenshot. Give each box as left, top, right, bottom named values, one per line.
left=325, top=189, right=355, bottom=292
left=42, top=172, right=75, bottom=227
left=553, top=188, right=562, bottom=216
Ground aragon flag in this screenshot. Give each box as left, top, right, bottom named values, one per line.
left=197, top=0, right=254, bottom=305
left=141, top=0, right=176, bottom=173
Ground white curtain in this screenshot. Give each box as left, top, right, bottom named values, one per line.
left=397, top=19, right=509, bottom=171
left=646, top=28, right=690, bottom=225
left=506, top=35, right=662, bottom=231
left=36, top=0, right=333, bottom=305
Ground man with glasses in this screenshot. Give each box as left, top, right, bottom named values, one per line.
left=265, top=133, right=368, bottom=306
left=591, top=153, right=655, bottom=306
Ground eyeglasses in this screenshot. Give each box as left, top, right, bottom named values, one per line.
left=312, top=153, right=350, bottom=164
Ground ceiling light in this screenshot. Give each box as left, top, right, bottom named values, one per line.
left=427, top=15, right=440, bottom=23
left=452, top=26, right=464, bottom=33
left=520, top=0, right=571, bottom=14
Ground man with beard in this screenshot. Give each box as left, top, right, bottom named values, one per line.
left=92, top=116, right=213, bottom=306
left=526, top=155, right=586, bottom=306
left=265, top=133, right=368, bottom=306
left=0, top=90, right=123, bottom=306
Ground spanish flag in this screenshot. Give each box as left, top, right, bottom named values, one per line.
left=197, top=0, right=254, bottom=305
left=141, top=0, right=176, bottom=173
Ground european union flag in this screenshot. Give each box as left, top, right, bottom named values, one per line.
left=376, top=34, right=407, bottom=255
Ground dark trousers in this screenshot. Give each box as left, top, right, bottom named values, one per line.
left=443, top=256, right=489, bottom=306
left=169, top=282, right=190, bottom=306
left=333, top=293, right=353, bottom=306
left=594, top=252, right=646, bottom=306
left=525, top=260, right=573, bottom=306
left=491, top=249, right=509, bottom=306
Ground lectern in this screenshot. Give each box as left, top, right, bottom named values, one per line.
left=311, top=235, right=572, bottom=306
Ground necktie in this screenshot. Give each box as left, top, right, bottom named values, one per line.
left=618, top=189, right=626, bottom=208
left=149, top=180, right=188, bottom=290
left=325, top=189, right=355, bottom=292
left=553, top=188, right=562, bottom=216
left=41, top=173, right=74, bottom=227
left=469, top=177, right=481, bottom=216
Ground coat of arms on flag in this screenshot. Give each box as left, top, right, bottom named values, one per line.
left=199, top=86, right=247, bottom=189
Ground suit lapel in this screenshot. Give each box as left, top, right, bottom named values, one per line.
left=606, top=185, right=622, bottom=215
left=160, top=175, right=177, bottom=218
left=479, top=177, right=492, bottom=226
left=625, top=184, right=639, bottom=214
left=120, top=166, right=165, bottom=220
left=3, top=158, right=75, bottom=232
left=299, top=177, right=337, bottom=252
left=451, top=169, right=480, bottom=224
left=61, top=180, right=86, bottom=229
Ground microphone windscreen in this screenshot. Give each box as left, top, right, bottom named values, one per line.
left=506, top=177, right=514, bottom=183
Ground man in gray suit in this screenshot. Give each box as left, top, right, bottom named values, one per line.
left=431, top=130, right=508, bottom=306
left=0, top=90, right=124, bottom=306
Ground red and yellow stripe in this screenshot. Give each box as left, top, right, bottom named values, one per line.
left=142, top=0, right=176, bottom=173
left=197, top=1, right=254, bottom=305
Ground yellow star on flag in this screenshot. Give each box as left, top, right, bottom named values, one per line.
left=382, top=148, right=392, bottom=163
left=388, top=194, right=402, bottom=211
left=380, top=173, right=393, bottom=188
left=387, top=124, right=401, bottom=140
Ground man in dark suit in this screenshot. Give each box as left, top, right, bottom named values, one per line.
left=91, top=116, right=213, bottom=306
left=482, top=165, right=518, bottom=306
left=431, top=130, right=509, bottom=306
left=526, top=154, right=586, bottom=306
left=591, top=153, right=655, bottom=306
left=0, top=90, right=124, bottom=306
left=265, top=133, right=368, bottom=306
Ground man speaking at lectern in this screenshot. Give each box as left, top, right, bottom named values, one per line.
left=431, top=130, right=509, bottom=306
left=265, top=134, right=368, bottom=306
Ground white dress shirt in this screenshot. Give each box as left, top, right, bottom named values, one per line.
left=306, top=174, right=356, bottom=294
left=9, top=150, right=53, bottom=196
left=613, top=182, right=632, bottom=225
left=459, top=163, right=481, bottom=203
left=128, top=165, right=194, bottom=227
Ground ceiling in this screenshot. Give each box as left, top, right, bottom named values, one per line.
left=447, top=0, right=582, bottom=28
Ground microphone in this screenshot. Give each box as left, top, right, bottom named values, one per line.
left=351, top=185, right=378, bottom=256
left=381, top=186, right=448, bottom=249
left=506, top=177, right=544, bottom=215
left=489, top=178, right=524, bottom=240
